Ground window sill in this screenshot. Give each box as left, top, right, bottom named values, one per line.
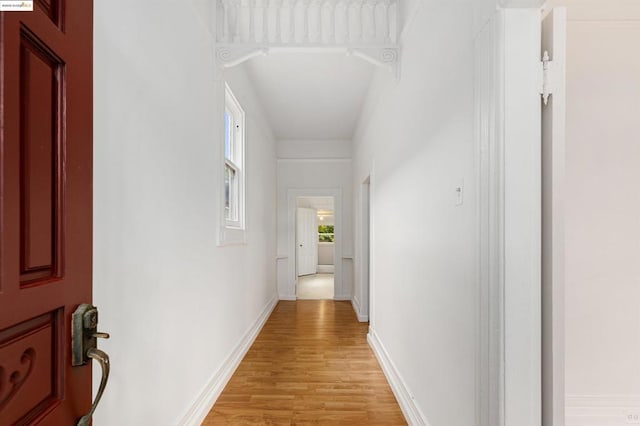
left=218, top=226, right=247, bottom=246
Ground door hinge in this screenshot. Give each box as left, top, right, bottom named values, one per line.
left=540, top=50, right=555, bottom=105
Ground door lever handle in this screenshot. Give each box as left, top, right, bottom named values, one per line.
left=72, top=304, right=111, bottom=425
left=77, top=348, right=110, bottom=426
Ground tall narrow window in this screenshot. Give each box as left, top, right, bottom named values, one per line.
left=224, top=85, right=245, bottom=230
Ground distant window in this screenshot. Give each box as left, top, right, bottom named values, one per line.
left=318, top=225, right=335, bottom=243
left=224, top=85, right=244, bottom=229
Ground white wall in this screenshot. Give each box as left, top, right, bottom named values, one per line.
left=278, top=139, right=351, bottom=159
left=277, top=160, right=353, bottom=299
left=474, top=0, right=499, bottom=34
left=545, top=1, right=640, bottom=424
left=318, top=243, right=334, bottom=266
left=353, top=2, right=478, bottom=425
left=93, top=1, right=277, bottom=424
left=474, top=1, right=545, bottom=35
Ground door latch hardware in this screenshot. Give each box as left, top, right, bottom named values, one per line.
left=72, top=304, right=111, bottom=426
left=541, top=50, right=555, bottom=105
left=72, top=304, right=110, bottom=366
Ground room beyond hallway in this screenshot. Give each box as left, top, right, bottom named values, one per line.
left=297, top=274, right=334, bottom=300
left=203, top=301, right=406, bottom=425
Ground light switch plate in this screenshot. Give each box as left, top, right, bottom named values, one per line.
left=455, top=180, right=464, bottom=206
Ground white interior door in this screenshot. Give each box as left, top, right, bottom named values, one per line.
left=541, top=7, right=567, bottom=426
left=297, top=208, right=318, bottom=276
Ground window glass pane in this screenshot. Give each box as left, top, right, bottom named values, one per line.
left=318, top=225, right=335, bottom=243
left=224, top=164, right=231, bottom=220
left=224, top=111, right=232, bottom=160
left=225, top=164, right=238, bottom=222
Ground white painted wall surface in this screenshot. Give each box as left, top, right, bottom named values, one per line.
left=474, top=1, right=546, bottom=36
left=278, top=139, right=352, bottom=159
left=399, top=0, right=422, bottom=37
left=189, top=0, right=213, bottom=33
left=474, top=0, right=501, bottom=34
left=94, top=2, right=277, bottom=424
left=277, top=160, right=353, bottom=299
left=318, top=243, right=335, bottom=266
left=353, top=3, right=478, bottom=424
left=544, top=1, right=640, bottom=423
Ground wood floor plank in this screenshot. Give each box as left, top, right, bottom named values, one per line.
left=203, top=301, right=406, bottom=425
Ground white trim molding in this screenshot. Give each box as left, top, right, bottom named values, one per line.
left=501, top=9, right=543, bottom=426
left=566, top=395, right=640, bottom=426
left=216, top=45, right=269, bottom=68
left=277, top=158, right=352, bottom=164
left=178, top=295, right=278, bottom=425
left=213, top=0, right=400, bottom=77
left=333, top=296, right=351, bottom=301
left=474, top=6, right=543, bottom=426
left=500, top=0, right=545, bottom=8
left=368, top=329, right=428, bottom=425
left=351, top=297, right=368, bottom=322
left=316, top=265, right=334, bottom=273
left=279, top=295, right=297, bottom=301
left=286, top=188, right=344, bottom=301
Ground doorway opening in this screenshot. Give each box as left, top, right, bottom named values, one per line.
left=296, top=196, right=335, bottom=300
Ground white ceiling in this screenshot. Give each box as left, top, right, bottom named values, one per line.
left=244, top=53, right=375, bottom=140
left=296, top=196, right=335, bottom=212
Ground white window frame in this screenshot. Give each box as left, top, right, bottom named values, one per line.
left=219, top=83, right=246, bottom=245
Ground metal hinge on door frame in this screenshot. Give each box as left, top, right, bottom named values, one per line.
left=540, top=50, right=555, bottom=105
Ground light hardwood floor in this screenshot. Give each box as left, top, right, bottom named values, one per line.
left=296, top=274, right=334, bottom=300
left=203, top=300, right=406, bottom=425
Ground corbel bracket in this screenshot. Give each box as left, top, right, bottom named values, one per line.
left=348, top=47, right=400, bottom=80
left=216, top=45, right=269, bottom=69
left=214, top=45, right=400, bottom=80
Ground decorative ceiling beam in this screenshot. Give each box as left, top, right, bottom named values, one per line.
left=214, top=0, right=400, bottom=78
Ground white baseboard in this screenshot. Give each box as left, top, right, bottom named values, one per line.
left=351, top=297, right=360, bottom=317
left=316, top=265, right=334, bottom=273
left=351, top=297, right=369, bottom=322
left=280, top=296, right=298, bottom=302
left=178, top=295, right=278, bottom=425
left=566, top=395, right=640, bottom=426
left=279, top=294, right=297, bottom=301
left=367, top=329, right=429, bottom=426
left=333, top=294, right=351, bottom=301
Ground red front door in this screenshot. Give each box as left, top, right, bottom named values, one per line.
left=0, top=0, right=94, bottom=424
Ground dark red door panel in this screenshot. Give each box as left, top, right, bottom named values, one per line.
left=1, top=1, right=93, bottom=424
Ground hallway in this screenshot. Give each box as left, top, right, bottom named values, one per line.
left=2, top=0, right=639, bottom=424
left=83, top=1, right=604, bottom=425
left=203, top=301, right=405, bottom=425
left=297, top=274, right=335, bottom=300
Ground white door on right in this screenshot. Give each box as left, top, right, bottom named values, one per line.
left=296, top=207, right=318, bottom=276
left=541, top=7, right=567, bottom=426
